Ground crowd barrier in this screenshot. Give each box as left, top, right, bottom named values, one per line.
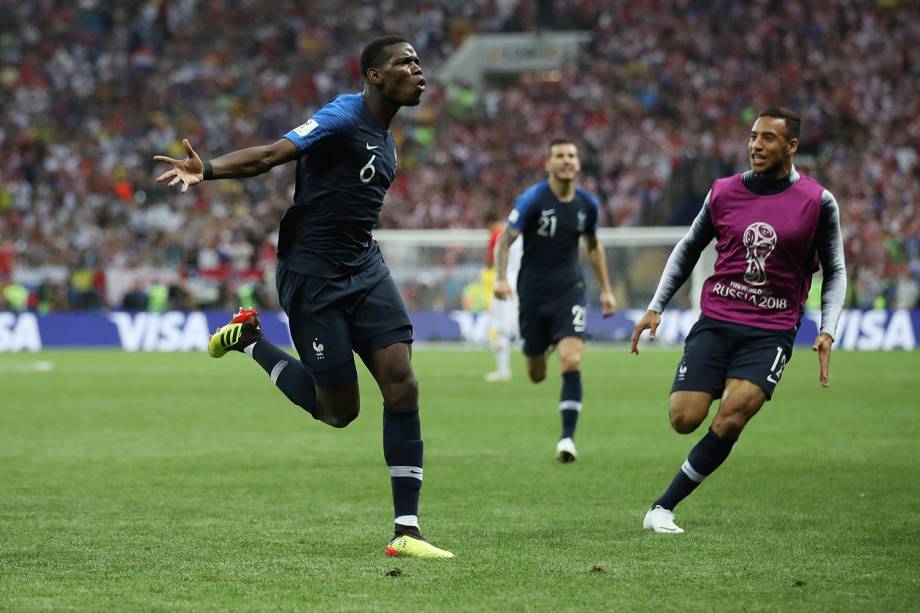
left=0, top=309, right=916, bottom=352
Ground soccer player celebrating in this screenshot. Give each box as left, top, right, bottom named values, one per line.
left=154, top=36, right=452, bottom=558
left=484, top=212, right=523, bottom=382
left=493, top=139, right=617, bottom=462
left=630, top=108, right=847, bottom=533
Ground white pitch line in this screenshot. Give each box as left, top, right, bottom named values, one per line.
left=0, top=361, right=54, bottom=373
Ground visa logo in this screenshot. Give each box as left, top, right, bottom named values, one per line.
left=0, top=312, right=42, bottom=352
left=108, top=312, right=210, bottom=352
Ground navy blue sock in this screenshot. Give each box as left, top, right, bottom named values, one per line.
left=653, top=428, right=738, bottom=511
left=250, top=340, right=316, bottom=416
left=559, top=371, right=582, bottom=440
left=383, top=405, right=423, bottom=527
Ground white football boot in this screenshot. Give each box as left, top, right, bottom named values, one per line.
left=555, top=437, right=577, bottom=463
left=643, top=505, right=684, bottom=534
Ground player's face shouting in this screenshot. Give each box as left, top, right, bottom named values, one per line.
left=381, top=43, right=426, bottom=106
left=749, top=116, right=797, bottom=178
left=546, top=143, right=581, bottom=181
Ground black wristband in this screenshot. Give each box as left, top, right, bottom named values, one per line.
left=202, top=160, right=214, bottom=180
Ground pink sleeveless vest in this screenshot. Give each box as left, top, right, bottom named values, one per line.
left=700, top=173, right=825, bottom=330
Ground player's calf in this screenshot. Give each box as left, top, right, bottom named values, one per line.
left=558, top=370, right=582, bottom=458
left=382, top=405, right=424, bottom=537
left=365, top=342, right=419, bottom=407
left=711, top=379, right=764, bottom=438
left=647, top=427, right=739, bottom=520
left=526, top=354, right=547, bottom=383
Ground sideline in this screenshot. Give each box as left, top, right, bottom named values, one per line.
left=0, top=361, right=54, bottom=373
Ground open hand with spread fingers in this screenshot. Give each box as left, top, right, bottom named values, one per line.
left=154, top=139, right=204, bottom=192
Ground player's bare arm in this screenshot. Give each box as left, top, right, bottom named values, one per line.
left=493, top=226, right=520, bottom=300
left=154, top=138, right=299, bottom=192
left=585, top=233, right=616, bottom=317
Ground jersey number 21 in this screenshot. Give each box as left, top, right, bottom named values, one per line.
left=537, top=214, right=557, bottom=237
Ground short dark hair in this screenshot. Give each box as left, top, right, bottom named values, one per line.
left=757, top=107, right=801, bottom=140
left=547, top=138, right=576, bottom=156
left=361, top=36, right=409, bottom=78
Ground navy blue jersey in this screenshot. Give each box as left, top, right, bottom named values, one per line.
left=507, top=181, right=600, bottom=295
left=279, top=93, right=397, bottom=276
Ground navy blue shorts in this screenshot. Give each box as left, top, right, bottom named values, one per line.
left=276, top=259, right=413, bottom=386
left=671, top=315, right=796, bottom=401
left=518, top=281, right=587, bottom=357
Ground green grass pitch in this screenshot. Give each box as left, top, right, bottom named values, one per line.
left=1, top=347, right=918, bottom=611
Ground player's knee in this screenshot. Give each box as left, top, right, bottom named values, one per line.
left=326, top=411, right=358, bottom=428
left=381, top=374, right=419, bottom=407
left=527, top=366, right=546, bottom=383
left=559, top=354, right=581, bottom=372
left=669, top=410, right=703, bottom=434
left=324, top=406, right=360, bottom=429
left=669, top=397, right=707, bottom=434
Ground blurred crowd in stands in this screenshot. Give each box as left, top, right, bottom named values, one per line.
left=0, top=0, right=917, bottom=312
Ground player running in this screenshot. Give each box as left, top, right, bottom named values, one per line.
left=154, top=36, right=452, bottom=558
left=631, top=107, right=847, bottom=533
left=493, top=139, right=616, bottom=462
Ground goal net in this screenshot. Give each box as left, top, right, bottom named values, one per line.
left=374, top=227, right=714, bottom=344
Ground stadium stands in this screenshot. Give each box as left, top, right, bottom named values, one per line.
left=0, top=0, right=917, bottom=310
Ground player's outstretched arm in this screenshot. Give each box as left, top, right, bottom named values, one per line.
left=629, top=309, right=661, bottom=355
left=585, top=234, right=616, bottom=317
left=812, top=332, right=834, bottom=388
left=154, top=138, right=300, bottom=191
left=493, top=227, right=520, bottom=300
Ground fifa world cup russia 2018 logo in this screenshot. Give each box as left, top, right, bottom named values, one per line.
left=742, top=222, right=777, bottom=286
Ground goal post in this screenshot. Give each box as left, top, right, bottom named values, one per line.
left=374, top=227, right=714, bottom=315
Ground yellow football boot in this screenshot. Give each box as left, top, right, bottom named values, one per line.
left=385, top=533, right=454, bottom=559
left=208, top=308, right=262, bottom=358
